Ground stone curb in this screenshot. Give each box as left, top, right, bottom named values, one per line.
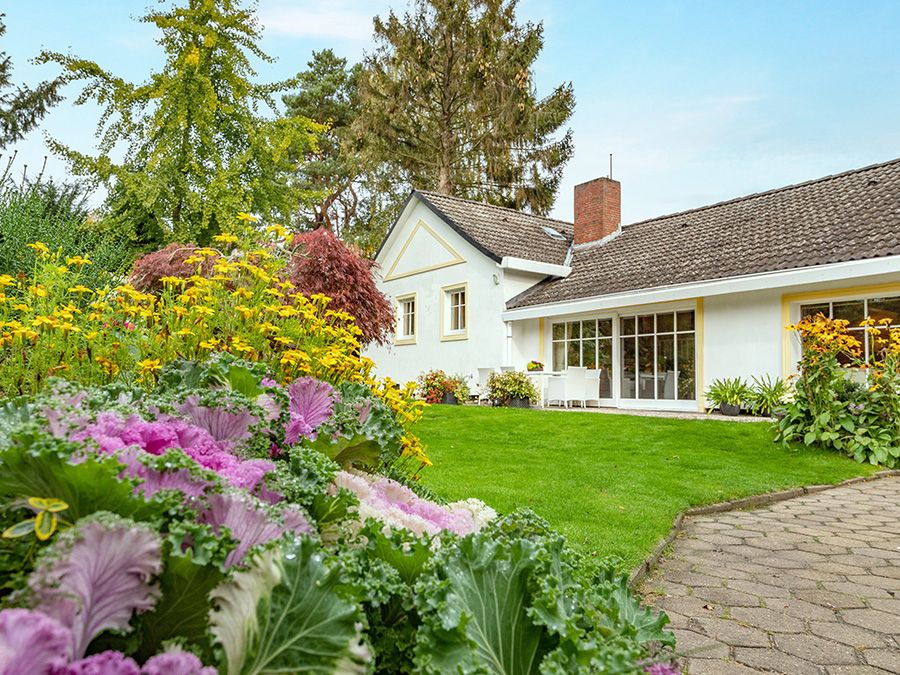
left=628, top=469, right=900, bottom=588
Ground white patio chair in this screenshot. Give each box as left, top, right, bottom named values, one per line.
left=476, top=367, right=497, bottom=405
left=584, top=369, right=601, bottom=407
left=565, top=366, right=588, bottom=408
left=663, top=370, right=677, bottom=399
left=545, top=374, right=567, bottom=408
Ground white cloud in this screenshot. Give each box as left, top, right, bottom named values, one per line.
left=258, top=1, right=392, bottom=42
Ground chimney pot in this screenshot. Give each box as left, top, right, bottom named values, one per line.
left=573, top=177, right=621, bottom=245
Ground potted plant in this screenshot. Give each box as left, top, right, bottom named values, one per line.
left=416, top=370, right=470, bottom=404
left=487, top=371, right=539, bottom=408
left=526, top=360, right=544, bottom=372
left=705, top=377, right=753, bottom=416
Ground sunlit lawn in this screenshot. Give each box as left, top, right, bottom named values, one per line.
left=417, top=405, right=878, bottom=568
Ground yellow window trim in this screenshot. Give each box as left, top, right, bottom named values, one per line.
left=538, top=317, right=545, bottom=362
left=780, top=281, right=900, bottom=376
left=384, top=219, right=465, bottom=281
left=394, top=292, right=417, bottom=346
left=695, top=298, right=705, bottom=412
left=440, top=282, right=469, bottom=342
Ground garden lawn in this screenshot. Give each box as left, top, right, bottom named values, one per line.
left=417, top=406, right=879, bottom=568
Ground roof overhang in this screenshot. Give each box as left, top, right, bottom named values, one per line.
left=502, top=254, right=900, bottom=321
left=499, top=256, right=571, bottom=278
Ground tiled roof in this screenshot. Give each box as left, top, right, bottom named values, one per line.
left=414, top=190, right=573, bottom=265
left=507, top=157, right=900, bottom=309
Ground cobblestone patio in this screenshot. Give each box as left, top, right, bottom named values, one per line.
left=640, top=477, right=900, bottom=674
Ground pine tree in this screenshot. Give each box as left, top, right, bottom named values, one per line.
left=36, top=0, right=322, bottom=246
left=356, top=0, right=575, bottom=215
left=0, top=14, right=63, bottom=151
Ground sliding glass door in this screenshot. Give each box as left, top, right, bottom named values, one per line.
left=620, top=311, right=696, bottom=401
left=550, top=318, right=613, bottom=398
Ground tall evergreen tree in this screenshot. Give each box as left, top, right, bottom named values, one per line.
left=356, top=0, right=575, bottom=215
left=0, top=14, right=63, bottom=151
left=36, top=0, right=322, bottom=246
left=283, top=50, right=404, bottom=253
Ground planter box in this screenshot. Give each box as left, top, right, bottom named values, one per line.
left=440, top=392, right=459, bottom=405
left=719, top=402, right=741, bottom=416
left=508, top=397, right=531, bottom=409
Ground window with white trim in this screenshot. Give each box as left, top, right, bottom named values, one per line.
left=442, top=284, right=467, bottom=339
left=620, top=311, right=695, bottom=401
left=800, top=294, right=900, bottom=362
left=396, top=295, right=416, bottom=342
left=551, top=319, right=613, bottom=397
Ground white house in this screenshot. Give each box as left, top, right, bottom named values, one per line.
left=366, top=158, right=900, bottom=412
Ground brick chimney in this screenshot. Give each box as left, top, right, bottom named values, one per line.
left=573, top=177, right=621, bottom=245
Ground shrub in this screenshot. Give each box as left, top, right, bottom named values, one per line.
left=0, top=181, right=133, bottom=287
left=288, top=228, right=395, bottom=346
left=416, top=370, right=469, bottom=403
left=704, top=377, right=753, bottom=410
left=749, top=374, right=788, bottom=417
left=487, top=370, right=539, bottom=405
left=129, top=242, right=216, bottom=292
left=775, top=314, right=900, bottom=467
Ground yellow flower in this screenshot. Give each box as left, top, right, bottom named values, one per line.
left=193, top=305, right=214, bottom=317
left=231, top=287, right=252, bottom=300
left=213, top=233, right=239, bottom=244
left=237, top=212, right=259, bottom=222
left=258, top=322, right=279, bottom=335
left=137, top=358, right=162, bottom=374
left=85, top=331, right=99, bottom=341
left=95, top=356, right=120, bottom=376
left=174, top=328, right=194, bottom=337
left=160, top=276, right=187, bottom=287
left=234, top=305, right=255, bottom=320
left=65, top=255, right=92, bottom=267
left=68, top=285, right=94, bottom=295
left=12, top=303, right=30, bottom=312
left=31, top=316, right=57, bottom=329
left=27, top=241, right=50, bottom=257
left=266, top=223, right=287, bottom=238
left=28, top=285, right=48, bottom=298
left=199, top=338, right=221, bottom=350
left=0, top=274, right=16, bottom=287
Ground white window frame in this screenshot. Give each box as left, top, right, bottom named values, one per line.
left=395, top=292, right=417, bottom=345
left=618, top=310, right=697, bottom=403
left=441, top=283, right=468, bottom=341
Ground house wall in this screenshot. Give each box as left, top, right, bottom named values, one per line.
left=366, top=200, right=545, bottom=386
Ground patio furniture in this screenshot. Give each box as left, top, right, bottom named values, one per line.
left=476, top=367, right=497, bottom=405
left=527, top=370, right=560, bottom=407
left=585, top=369, right=601, bottom=407
left=546, top=367, right=588, bottom=408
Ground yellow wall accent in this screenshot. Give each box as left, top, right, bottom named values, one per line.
left=384, top=219, right=465, bottom=281
left=695, top=297, right=705, bottom=411
left=538, top=317, right=545, bottom=363
left=780, top=281, right=900, bottom=376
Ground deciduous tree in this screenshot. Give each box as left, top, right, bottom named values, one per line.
left=37, top=0, right=322, bottom=246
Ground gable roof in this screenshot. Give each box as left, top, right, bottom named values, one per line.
left=508, top=157, right=900, bottom=309
left=412, top=190, right=574, bottom=266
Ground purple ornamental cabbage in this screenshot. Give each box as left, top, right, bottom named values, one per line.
left=199, top=492, right=313, bottom=569
left=52, top=650, right=140, bottom=675
left=645, top=664, right=681, bottom=675
left=117, top=449, right=212, bottom=501
left=30, top=515, right=163, bottom=658
left=178, top=396, right=259, bottom=447
left=284, top=377, right=335, bottom=444
left=141, top=651, right=217, bottom=675
left=0, top=608, right=71, bottom=675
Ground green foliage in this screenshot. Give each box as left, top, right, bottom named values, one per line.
left=413, top=511, right=672, bottom=674
left=748, top=374, right=788, bottom=417
left=211, top=538, right=367, bottom=675
left=357, top=0, right=575, bottom=214
left=488, top=370, right=539, bottom=404
left=0, top=429, right=174, bottom=523
left=36, top=0, right=323, bottom=245
left=0, top=15, right=63, bottom=149
left=704, top=377, right=753, bottom=409
left=0, top=181, right=134, bottom=285
left=416, top=370, right=470, bottom=403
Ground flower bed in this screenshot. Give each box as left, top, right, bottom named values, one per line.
left=0, top=229, right=677, bottom=673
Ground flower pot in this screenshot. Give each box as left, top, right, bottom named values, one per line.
left=719, top=402, right=741, bottom=416
left=508, top=397, right=531, bottom=409
left=440, top=391, right=458, bottom=405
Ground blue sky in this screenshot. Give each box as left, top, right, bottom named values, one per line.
left=4, top=0, right=899, bottom=224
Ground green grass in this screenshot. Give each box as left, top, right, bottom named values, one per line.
left=417, top=406, right=878, bottom=568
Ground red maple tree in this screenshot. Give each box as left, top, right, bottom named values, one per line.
left=288, top=229, right=394, bottom=346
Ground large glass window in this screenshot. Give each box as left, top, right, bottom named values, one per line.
left=800, top=295, right=900, bottom=362
left=551, top=318, right=613, bottom=397
left=620, top=311, right=695, bottom=400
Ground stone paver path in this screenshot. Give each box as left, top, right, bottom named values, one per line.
left=640, top=478, right=900, bottom=674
